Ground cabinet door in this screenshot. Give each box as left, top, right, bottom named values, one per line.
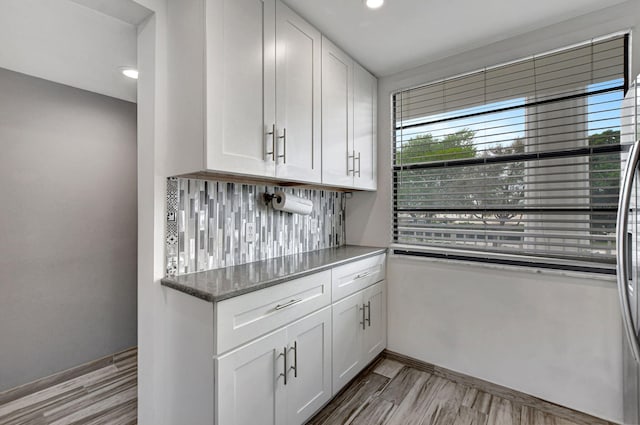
left=332, top=291, right=364, bottom=394
left=275, top=1, right=322, bottom=183
left=322, top=37, right=354, bottom=188
left=286, top=307, right=332, bottom=425
left=216, top=328, right=287, bottom=425
left=353, top=63, right=377, bottom=190
left=206, top=0, right=276, bottom=177
left=363, top=281, right=386, bottom=364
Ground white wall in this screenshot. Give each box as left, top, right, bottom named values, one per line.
left=0, top=67, right=138, bottom=393
left=0, top=0, right=139, bottom=102
left=346, top=1, right=640, bottom=422
left=387, top=256, right=621, bottom=420
left=0, top=0, right=147, bottom=394
left=133, top=1, right=169, bottom=424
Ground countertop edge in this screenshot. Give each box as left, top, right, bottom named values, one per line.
left=160, top=247, right=388, bottom=303
left=160, top=279, right=215, bottom=302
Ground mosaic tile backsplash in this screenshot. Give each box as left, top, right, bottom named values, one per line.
left=166, top=178, right=346, bottom=276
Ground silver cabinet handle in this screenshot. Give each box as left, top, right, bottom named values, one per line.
left=356, top=151, right=361, bottom=177
left=616, top=140, right=640, bottom=365
left=347, top=150, right=355, bottom=176
left=359, top=304, right=366, bottom=330
left=365, top=301, right=371, bottom=327
left=275, top=298, right=302, bottom=310
left=266, top=124, right=276, bottom=161
left=278, top=346, right=288, bottom=385
left=354, top=271, right=371, bottom=280
left=278, top=128, right=287, bottom=163
left=289, top=341, right=298, bottom=378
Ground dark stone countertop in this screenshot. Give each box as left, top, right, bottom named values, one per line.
left=161, top=245, right=387, bottom=303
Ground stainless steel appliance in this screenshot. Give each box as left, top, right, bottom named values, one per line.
left=617, top=139, right=640, bottom=425
left=617, top=77, right=640, bottom=425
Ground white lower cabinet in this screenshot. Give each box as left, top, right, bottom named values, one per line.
left=332, top=280, right=386, bottom=394
left=362, top=281, right=386, bottom=364
left=332, top=291, right=365, bottom=393
left=216, top=306, right=332, bottom=425
left=165, top=253, right=386, bottom=425
left=216, top=328, right=288, bottom=425
left=285, top=307, right=332, bottom=424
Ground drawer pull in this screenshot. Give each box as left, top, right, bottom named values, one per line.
left=266, top=123, right=276, bottom=161
left=279, top=346, right=288, bottom=385
left=359, top=304, right=366, bottom=330
left=348, top=150, right=355, bottom=176
left=275, top=298, right=303, bottom=310
left=289, top=341, right=298, bottom=378
left=354, top=271, right=371, bottom=280
left=365, top=301, right=371, bottom=327
left=278, top=128, right=287, bottom=163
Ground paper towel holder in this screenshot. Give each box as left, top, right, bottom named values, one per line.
left=263, top=192, right=281, bottom=205
left=264, top=191, right=314, bottom=215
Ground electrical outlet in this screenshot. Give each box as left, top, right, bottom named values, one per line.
left=245, top=222, right=256, bottom=243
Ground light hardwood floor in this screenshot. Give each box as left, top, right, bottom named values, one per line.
left=0, top=348, right=137, bottom=425
left=308, top=354, right=616, bottom=425
left=0, top=348, right=615, bottom=425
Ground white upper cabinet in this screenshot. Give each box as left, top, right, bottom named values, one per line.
left=167, top=0, right=376, bottom=189
left=206, top=0, right=276, bottom=178
left=207, top=0, right=322, bottom=182
left=322, top=37, right=377, bottom=190
left=167, top=0, right=273, bottom=178
left=353, top=63, right=377, bottom=190
left=321, top=37, right=354, bottom=188
left=168, top=0, right=320, bottom=183
left=274, top=1, right=322, bottom=183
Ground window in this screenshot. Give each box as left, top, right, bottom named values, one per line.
left=392, top=34, right=633, bottom=273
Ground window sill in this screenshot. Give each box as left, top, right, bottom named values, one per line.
left=389, top=244, right=617, bottom=283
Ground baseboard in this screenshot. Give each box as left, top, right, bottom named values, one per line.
left=383, top=349, right=616, bottom=425
left=0, top=346, right=137, bottom=406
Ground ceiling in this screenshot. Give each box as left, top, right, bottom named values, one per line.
left=283, top=0, right=629, bottom=77
left=69, top=0, right=151, bottom=25
left=0, top=0, right=148, bottom=102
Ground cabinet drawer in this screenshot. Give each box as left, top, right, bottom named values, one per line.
left=215, top=270, right=331, bottom=354
left=332, top=254, right=385, bottom=302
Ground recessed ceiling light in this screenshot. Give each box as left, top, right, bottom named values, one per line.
left=365, top=0, right=384, bottom=9
left=121, top=68, right=139, bottom=80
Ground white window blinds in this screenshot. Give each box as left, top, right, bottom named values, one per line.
left=392, top=34, right=633, bottom=272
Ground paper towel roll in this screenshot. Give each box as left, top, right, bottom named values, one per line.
left=272, top=191, right=313, bottom=215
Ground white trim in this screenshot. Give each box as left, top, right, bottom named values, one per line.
left=390, top=243, right=616, bottom=269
